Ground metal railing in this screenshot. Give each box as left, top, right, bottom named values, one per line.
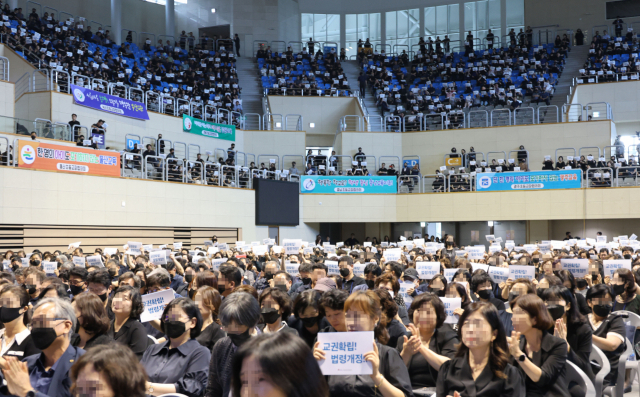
left=586, top=168, right=613, bottom=188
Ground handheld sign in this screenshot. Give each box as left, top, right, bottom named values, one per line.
left=142, top=244, right=153, bottom=252
left=104, top=248, right=118, bottom=256
left=465, top=246, right=485, bottom=260
left=149, top=250, right=167, bottom=265
left=86, top=255, right=104, bottom=267
left=128, top=241, right=142, bottom=255
left=317, top=331, right=374, bottom=375
left=353, top=263, right=366, bottom=277
left=508, top=265, right=535, bottom=280
left=271, top=246, right=284, bottom=254
left=416, top=262, right=440, bottom=279
left=560, top=259, right=589, bottom=278
left=68, top=242, right=81, bottom=250
left=399, top=282, right=414, bottom=308
left=283, top=239, right=302, bottom=255
left=42, top=261, right=57, bottom=275
left=140, top=289, right=175, bottom=322
left=21, top=258, right=29, bottom=267
left=383, top=248, right=402, bottom=262
left=285, top=261, right=300, bottom=276
left=440, top=297, right=462, bottom=323
left=488, top=266, right=510, bottom=284
left=444, top=268, right=457, bottom=283
left=252, top=245, right=268, bottom=256
left=470, top=263, right=489, bottom=273
left=211, top=258, right=226, bottom=271
left=325, top=260, right=339, bottom=275
left=72, top=256, right=86, bottom=267
left=173, top=242, right=183, bottom=250
left=2, top=260, right=9, bottom=271
left=603, top=259, right=632, bottom=277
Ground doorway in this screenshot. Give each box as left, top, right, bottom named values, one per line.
left=268, top=226, right=279, bottom=245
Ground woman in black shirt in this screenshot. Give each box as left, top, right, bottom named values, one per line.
left=0, top=286, right=39, bottom=360
left=313, top=290, right=413, bottom=397
left=107, top=285, right=149, bottom=359
left=436, top=302, right=524, bottom=397
left=555, top=156, right=566, bottom=170
left=71, top=292, right=114, bottom=350
left=372, top=288, right=407, bottom=348
left=193, top=286, right=226, bottom=351
left=288, top=290, right=330, bottom=348
left=258, top=287, right=298, bottom=335
left=398, top=293, right=458, bottom=390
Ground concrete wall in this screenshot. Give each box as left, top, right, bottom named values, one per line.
left=0, top=45, right=38, bottom=85
left=0, top=81, right=14, bottom=118
left=267, top=96, right=358, bottom=135
left=573, top=81, right=640, bottom=124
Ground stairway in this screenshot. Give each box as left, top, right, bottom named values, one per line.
left=550, top=44, right=591, bottom=109
left=235, top=56, right=264, bottom=129
left=341, top=60, right=385, bottom=131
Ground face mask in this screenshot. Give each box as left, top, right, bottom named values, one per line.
left=301, top=316, right=319, bottom=328
left=532, top=258, right=540, bottom=264
left=593, top=303, right=612, bottom=317
left=576, top=279, right=588, bottom=289
left=339, top=268, right=350, bottom=277
left=477, top=289, right=492, bottom=300
left=97, top=293, right=108, bottom=303
left=508, top=292, right=520, bottom=303
left=366, top=280, right=375, bottom=289
left=164, top=320, right=188, bottom=339
left=261, top=308, right=280, bottom=324
left=387, top=290, right=395, bottom=298
left=30, top=259, right=40, bottom=267
left=70, top=284, right=84, bottom=296
left=0, top=307, right=23, bottom=324
left=31, top=326, right=60, bottom=350
left=24, top=284, right=36, bottom=295
left=140, top=280, right=146, bottom=289
left=547, top=304, right=565, bottom=321
left=624, top=254, right=632, bottom=260
left=217, top=285, right=226, bottom=294
left=265, top=272, right=274, bottom=281
left=446, top=241, right=453, bottom=247
left=188, top=288, right=197, bottom=300
left=75, top=320, right=81, bottom=334
left=274, top=284, right=288, bottom=293
left=228, top=328, right=252, bottom=347
left=429, top=288, right=445, bottom=297
left=185, top=274, right=194, bottom=283
left=612, top=284, right=626, bottom=296
left=301, top=277, right=312, bottom=286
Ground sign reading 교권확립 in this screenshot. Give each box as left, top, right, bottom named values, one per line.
left=182, top=115, right=235, bottom=142
left=300, top=176, right=397, bottom=194
left=476, top=170, right=582, bottom=192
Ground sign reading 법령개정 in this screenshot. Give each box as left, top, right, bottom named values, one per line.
left=316, top=331, right=374, bottom=375
left=183, top=114, right=235, bottom=142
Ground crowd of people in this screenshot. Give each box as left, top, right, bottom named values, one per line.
left=0, top=231, right=638, bottom=397
left=0, top=3, right=243, bottom=125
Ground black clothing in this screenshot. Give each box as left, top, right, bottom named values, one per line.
left=287, top=315, right=331, bottom=349
left=342, top=275, right=366, bottom=293
left=107, top=317, right=149, bottom=359
left=0, top=331, right=40, bottom=359
left=590, top=313, right=626, bottom=386
left=195, top=322, right=226, bottom=351
left=70, top=333, right=113, bottom=350
left=386, top=319, right=408, bottom=348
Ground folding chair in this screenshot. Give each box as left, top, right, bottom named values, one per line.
left=591, top=345, right=611, bottom=397
left=566, top=360, right=596, bottom=397
left=614, top=310, right=640, bottom=397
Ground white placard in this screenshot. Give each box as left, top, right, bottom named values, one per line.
left=508, top=265, right=535, bottom=280
left=465, top=246, right=485, bottom=260
left=211, top=258, right=226, bottom=271
left=597, top=236, right=607, bottom=243
left=104, top=248, right=118, bottom=256
left=444, top=268, right=457, bottom=283
left=317, top=331, right=374, bottom=375
left=353, top=263, right=366, bottom=277
left=142, top=244, right=153, bottom=252
left=252, top=245, right=268, bottom=256
left=470, top=263, right=490, bottom=273
left=283, top=239, right=302, bottom=255
left=207, top=247, right=219, bottom=255
left=440, top=297, right=462, bottom=323
left=363, top=242, right=372, bottom=247
left=271, top=246, right=283, bottom=254
left=603, top=259, right=632, bottom=277
left=86, top=255, right=104, bottom=267
left=72, top=256, right=86, bottom=267
left=488, top=266, right=510, bottom=284
left=399, top=282, right=413, bottom=307
left=325, top=260, right=339, bottom=275
left=149, top=250, right=167, bottom=265
left=560, top=259, right=589, bottom=278
left=285, top=261, right=300, bottom=276
left=263, top=238, right=275, bottom=245
left=486, top=235, right=495, bottom=242
left=416, top=262, right=440, bottom=279
left=140, top=289, right=176, bottom=322
left=383, top=248, right=402, bottom=262
left=173, top=242, right=183, bottom=250
left=21, top=258, right=29, bottom=267
left=42, top=261, right=57, bottom=274
left=127, top=241, right=142, bottom=255
left=68, top=242, right=81, bottom=250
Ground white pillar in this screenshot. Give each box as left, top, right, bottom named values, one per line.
left=339, top=13, right=345, bottom=52
left=8, top=0, right=18, bottom=11
left=500, top=0, right=507, bottom=39
left=381, top=12, right=386, bottom=50
left=166, top=0, right=175, bottom=42
left=111, top=0, right=122, bottom=45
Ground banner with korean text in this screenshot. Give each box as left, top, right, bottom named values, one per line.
left=17, top=140, right=120, bottom=177
left=476, top=170, right=582, bottom=192
left=182, top=115, right=235, bottom=142
left=71, top=84, right=149, bottom=120
left=300, top=176, right=397, bottom=194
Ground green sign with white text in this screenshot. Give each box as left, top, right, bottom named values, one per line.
left=182, top=115, right=235, bottom=142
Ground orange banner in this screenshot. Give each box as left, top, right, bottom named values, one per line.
left=17, top=140, right=120, bottom=177
left=445, top=157, right=462, bottom=166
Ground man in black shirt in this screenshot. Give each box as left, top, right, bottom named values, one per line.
left=339, top=256, right=366, bottom=293
left=344, top=233, right=360, bottom=247
left=354, top=147, right=365, bottom=161
left=358, top=72, right=367, bottom=98
left=69, top=114, right=80, bottom=140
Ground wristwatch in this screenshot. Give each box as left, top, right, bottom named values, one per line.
left=147, top=385, right=154, bottom=394
left=25, top=391, right=36, bottom=397
left=518, top=353, right=526, bottom=362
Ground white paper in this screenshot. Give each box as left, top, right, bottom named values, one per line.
left=104, top=248, right=118, bottom=256
left=326, top=260, right=339, bottom=275
left=72, top=256, right=86, bottom=267
left=285, top=261, right=300, bottom=276
left=317, top=331, right=374, bottom=375
left=416, top=262, right=440, bottom=279
left=399, top=282, right=414, bottom=307
left=173, top=242, right=183, bottom=250
left=252, top=245, right=268, bottom=256
left=603, top=259, right=632, bottom=277
left=211, top=258, right=226, bottom=271
left=68, top=241, right=81, bottom=250
left=42, top=261, right=57, bottom=274
left=465, top=246, right=485, bottom=260
left=508, top=265, right=535, bottom=280
left=283, top=239, right=302, bottom=255
left=86, top=255, right=104, bottom=267
left=443, top=268, right=457, bottom=283
left=470, top=263, right=490, bottom=273
left=488, top=266, right=510, bottom=284
left=149, top=250, right=167, bottom=265
left=440, top=297, right=462, bottom=323
left=140, top=289, right=176, bottom=322
left=560, top=259, right=589, bottom=278
left=353, top=263, right=366, bottom=277
left=383, top=248, right=402, bottom=262
left=127, top=241, right=142, bottom=255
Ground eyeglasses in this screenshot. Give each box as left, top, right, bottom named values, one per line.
left=31, top=317, right=67, bottom=329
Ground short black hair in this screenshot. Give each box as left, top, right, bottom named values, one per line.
left=293, top=290, right=322, bottom=318
left=319, top=289, right=348, bottom=312
left=385, top=262, right=403, bottom=279
left=87, top=269, right=112, bottom=290
left=113, top=285, right=144, bottom=319
left=470, top=272, right=493, bottom=292
left=146, top=271, right=171, bottom=289
left=364, top=263, right=382, bottom=277
left=219, top=264, right=242, bottom=286
left=69, top=267, right=88, bottom=282
left=312, top=263, right=328, bottom=274
left=161, top=297, right=203, bottom=338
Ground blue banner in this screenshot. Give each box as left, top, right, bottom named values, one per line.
left=71, top=84, right=149, bottom=120
left=301, top=176, right=397, bottom=194
left=476, top=170, right=582, bottom=191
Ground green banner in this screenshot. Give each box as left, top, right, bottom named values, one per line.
left=182, top=115, right=235, bottom=142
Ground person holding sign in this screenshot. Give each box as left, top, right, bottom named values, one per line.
left=585, top=284, right=626, bottom=387
left=141, top=298, right=211, bottom=397
left=313, top=290, right=413, bottom=397
left=107, top=285, right=148, bottom=359
left=0, top=286, right=40, bottom=360
left=398, top=294, right=458, bottom=389
left=471, top=273, right=505, bottom=311
left=555, top=270, right=592, bottom=316
left=508, top=294, right=570, bottom=397
left=540, top=286, right=594, bottom=397
left=258, top=287, right=298, bottom=336
left=436, top=302, right=524, bottom=397
left=230, top=332, right=329, bottom=397
left=499, top=279, right=536, bottom=337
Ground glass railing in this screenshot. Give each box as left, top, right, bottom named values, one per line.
left=0, top=115, right=72, bottom=142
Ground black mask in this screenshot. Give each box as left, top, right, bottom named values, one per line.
left=274, top=284, right=288, bottom=293
left=446, top=241, right=453, bottom=247
left=70, top=284, right=84, bottom=296
left=31, top=327, right=60, bottom=350
left=0, top=307, right=23, bottom=324
left=593, top=303, right=612, bottom=317
left=97, top=293, right=108, bottom=303
left=532, top=258, right=540, bottom=264
left=75, top=320, right=81, bottom=334
left=429, top=288, right=445, bottom=297
left=228, top=328, right=252, bottom=347
left=624, top=254, right=632, bottom=260
left=261, top=308, right=280, bottom=324
left=576, top=279, right=588, bottom=289
left=24, top=284, right=36, bottom=295
left=612, top=284, right=626, bottom=296
left=508, top=292, right=520, bottom=303
left=301, top=316, right=319, bottom=328
left=164, top=320, right=187, bottom=339
left=477, top=289, right=492, bottom=300
left=366, top=280, right=375, bottom=289
left=140, top=280, right=146, bottom=288
left=217, top=285, right=226, bottom=294
left=301, top=277, right=312, bottom=286
left=188, top=288, right=197, bottom=300
left=265, top=272, right=274, bottom=281
left=30, top=259, right=40, bottom=267
left=185, top=274, right=194, bottom=283
left=547, top=304, right=565, bottom=321
left=339, top=268, right=350, bottom=277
